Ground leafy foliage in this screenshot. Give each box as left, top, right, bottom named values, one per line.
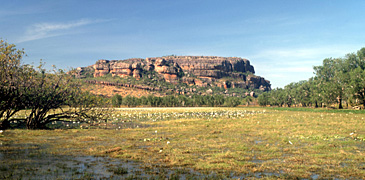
left=111, top=94, right=244, bottom=107
left=0, top=40, right=110, bottom=129
left=258, top=47, right=365, bottom=109
left=0, top=40, right=32, bottom=129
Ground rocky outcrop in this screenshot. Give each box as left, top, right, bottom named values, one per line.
left=94, top=58, right=144, bottom=79
left=146, top=58, right=182, bottom=83
left=83, top=56, right=271, bottom=91
left=246, top=75, right=271, bottom=91
left=165, top=56, right=255, bottom=76
left=93, top=60, right=111, bottom=77
left=93, top=58, right=182, bottom=83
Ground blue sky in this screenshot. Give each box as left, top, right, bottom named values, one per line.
left=1, top=0, right=365, bottom=88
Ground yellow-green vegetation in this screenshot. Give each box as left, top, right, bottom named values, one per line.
left=1, top=107, right=364, bottom=179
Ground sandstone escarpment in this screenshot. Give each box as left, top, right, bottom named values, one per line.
left=93, top=57, right=182, bottom=83
left=147, top=58, right=182, bottom=83
left=94, top=58, right=144, bottom=79
left=165, top=56, right=255, bottom=75
left=82, top=55, right=271, bottom=92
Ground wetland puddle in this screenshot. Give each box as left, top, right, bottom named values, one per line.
left=0, top=142, right=288, bottom=179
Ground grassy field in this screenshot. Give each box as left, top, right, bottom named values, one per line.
left=0, top=107, right=364, bottom=179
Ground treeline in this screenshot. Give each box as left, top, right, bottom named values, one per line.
left=0, top=40, right=105, bottom=130
left=258, top=48, right=365, bottom=109
left=111, top=94, right=252, bottom=107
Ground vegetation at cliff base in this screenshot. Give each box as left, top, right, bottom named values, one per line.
left=111, top=94, right=242, bottom=107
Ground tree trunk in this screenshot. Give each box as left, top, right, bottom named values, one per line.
left=26, top=118, right=37, bottom=129
left=27, top=118, right=49, bottom=129
left=26, top=117, right=42, bottom=129
left=360, top=89, right=365, bottom=109
left=338, top=97, right=343, bottom=109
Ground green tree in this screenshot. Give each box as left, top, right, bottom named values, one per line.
left=295, top=80, right=311, bottom=107
left=146, top=95, right=155, bottom=106
left=284, top=83, right=297, bottom=107
left=111, top=94, right=123, bottom=107
left=24, top=64, right=85, bottom=129
left=162, top=95, right=178, bottom=107
left=177, top=95, right=189, bottom=107
left=0, top=40, right=33, bottom=129
left=139, top=96, right=147, bottom=106
left=307, top=77, right=322, bottom=108
left=205, top=96, right=215, bottom=107
left=258, top=92, right=270, bottom=106
left=122, top=95, right=140, bottom=107
left=214, top=95, right=225, bottom=106
left=348, top=67, right=365, bottom=107
left=268, top=88, right=279, bottom=106
left=223, top=97, right=241, bottom=107
left=314, top=58, right=346, bottom=108
left=243, top=96, right=253, bottom=106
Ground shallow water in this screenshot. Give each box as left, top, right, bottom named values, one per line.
left=0, top=142, right=149, bottom=179
left=0, top=141, right=288, bottom=179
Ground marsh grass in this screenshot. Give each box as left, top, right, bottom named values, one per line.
left=0, top=107, right=364, bottom=179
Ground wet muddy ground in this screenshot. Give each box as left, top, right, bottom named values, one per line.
left=0, top=142, right=286, bottom=179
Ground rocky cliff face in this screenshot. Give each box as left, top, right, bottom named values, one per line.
left=93, top=57, right=182, bottom=83
left=94, top=58, right=145, bottom=79
left=86, top=56, right=271, bottom=91
left=165, top=56, right=255, bottom=75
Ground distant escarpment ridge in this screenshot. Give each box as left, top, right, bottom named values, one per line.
left=77, top=56, right=271, bottom=93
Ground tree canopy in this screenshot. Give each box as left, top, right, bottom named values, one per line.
left=258, top=48, right=365, bottom=109
left=0, top=40, right=105, bottom=129
left=111, top=94, right=244, bottom=108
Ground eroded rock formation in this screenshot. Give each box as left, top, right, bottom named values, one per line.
left=167, top=56, right=255, bottom=77
left=85, top=56, right=271, bottom=91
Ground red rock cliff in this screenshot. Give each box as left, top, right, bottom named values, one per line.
left=87, top=56, right=270, bottom=91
